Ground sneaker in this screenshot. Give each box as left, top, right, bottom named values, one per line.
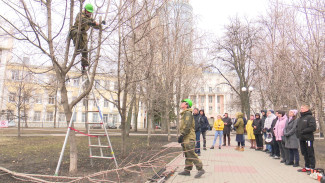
left=263, top=149, right=268, bottom=152
left=178, top=170, right=191, bottom=176
left=203, top=147, right=207, bottom=150
left=269, top=154, right=274, bottom=157
left=222, top=144, right=226, bottom=146
left=273, top=156, right=280, bottom=159
left=194, top=169, right=205, bottom=178
left=239, top=147, right=244, bottom=151
left=210, top=146, right=214, bottom=149
left=297, top=168, right=311, bottom=172
left=219, top=146, right=221, bottom=149
left=234, top=147, right=240, bottom=151
left=293, top=163, right=299, bottom=167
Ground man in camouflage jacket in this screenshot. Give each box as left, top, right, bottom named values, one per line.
left=178, top=99, right=205, bottom=178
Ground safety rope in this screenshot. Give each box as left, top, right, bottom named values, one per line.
left=68, top=127, right=99, bottom=138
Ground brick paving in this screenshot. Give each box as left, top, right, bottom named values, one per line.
left=166, top=131, right=317, bottom=183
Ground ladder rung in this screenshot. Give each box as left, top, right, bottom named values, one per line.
left=88, top=134, right=107, bottom=136
left=89, top=145, right=111, bottom=148
left=90, top=156, right=114, bottom=159
left=86, top=122, right=103, bottom=124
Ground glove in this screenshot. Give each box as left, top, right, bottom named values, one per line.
left=101, top=20, right=106, bottom=25
left=178, top=135, right=184, bottom=143
left=88, top=22, right=97, bottom=26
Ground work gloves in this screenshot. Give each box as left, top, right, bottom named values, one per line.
left=178, top=135, right=184, bottom=143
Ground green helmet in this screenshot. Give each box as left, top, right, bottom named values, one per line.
left=181, top=99, right=193, bottom=108
left=85, top=3, right=94, bottom=13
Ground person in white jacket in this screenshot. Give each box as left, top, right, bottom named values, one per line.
left=263, top=110, right=276, bottom=153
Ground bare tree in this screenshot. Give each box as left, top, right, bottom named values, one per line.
left=0, top=0, right=112, bottom=173
left=211, top=16, right=260, bottom=118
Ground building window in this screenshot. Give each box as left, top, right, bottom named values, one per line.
left=200, top=87, right=204, bottom=92
left=82, top=113, right=86, bottom=122
left=217, top=96, right=221, bottom=103
left=209, top=87, right=212, bottom=92
left=114, top=100, right=118, bottom=108
left=209, top=96, right=213, bottom=103
left=93, top=113, right=99, bottom=122
left=33, top=111, right=41, bottom=121
left=104, top=99, right=109, bottom=108
left=216, top=87, right=220, bottom=92
left=95, top=80, right=100, bottom=88
left=71, top=113, right=76, bottom=122
left=200, top=96, right=205, bottom=104
left=9, top=92, right=15, bottom=102
left=48, top=96, right=55, bottom=104
left=58, top=112, right=66, bottom=122
left=209, top=106, right=213, bottom=114
left=192, top=96, right=196, bottom=104
left=112, top=114, right=118, bottom=125
left=73, top=78, right=79, bottom=86
left=103, top=114, right=108, bottom=123
left=105, top=80, right=110, bottom=89
left=11, top=70, right=20, bottom=80
left=34, top=96, right=42, bottom=104
left=23, top=57, right=30, bottom=65
left=114, top=81, right=118, bottom=91
left=46, top=112, right=53, bottom=122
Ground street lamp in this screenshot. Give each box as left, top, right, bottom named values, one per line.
left=241, top=86, right=254, bottom=118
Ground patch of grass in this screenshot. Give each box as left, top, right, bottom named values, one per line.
left=0, top=134, right=181, bottom=182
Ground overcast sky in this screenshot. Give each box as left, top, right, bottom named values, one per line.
left=190, top=0, right=270, bottom=36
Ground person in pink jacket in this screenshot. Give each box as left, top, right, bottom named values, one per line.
left=274, top=110, right=289, bottom=164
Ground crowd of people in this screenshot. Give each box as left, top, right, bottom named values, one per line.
left=177, top=98, right=317, bottom=178
left=194, top=104, right=317, bottom=173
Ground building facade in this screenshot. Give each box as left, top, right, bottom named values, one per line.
left=1, top=63, right=146, bottom=129
left=188, top=72, right=240, bottom=122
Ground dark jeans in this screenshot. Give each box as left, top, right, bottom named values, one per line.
left=300, top=140, right=315, bottom=169
left=237, top=141, right=244, bottom=147
left=289, top=148, right=299, bottom=164
left=255, top=134, right=263, bottom=148
left=278, top=141, right=288, bottom=161
left=195, top=131, right=201, bottom=154
left=271, top=135, right=280, bottom=156
left=201, top=131, right=207, bottom=148
left=223, top=133, right=231, bottom=145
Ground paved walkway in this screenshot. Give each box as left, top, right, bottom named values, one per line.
left=166, top=131, right=317, bottom=183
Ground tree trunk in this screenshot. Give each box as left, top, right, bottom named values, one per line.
left=133, top=97, right=139, bottom=132
left=126, top=98, right=134, bottom=136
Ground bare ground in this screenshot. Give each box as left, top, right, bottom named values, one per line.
left=0, top=129, right=181, bottom=182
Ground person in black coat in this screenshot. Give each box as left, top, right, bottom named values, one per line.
left=193, top=108, right=201, bottom=156
left=252, top=113, right=263, bottom=150
left=296, top=104, right=316, bottom=172
left=199, top=109, right=209, bottom=150
left=270, top=111, right=280, bottom=158
left=222, top=113, right=232, bottom=146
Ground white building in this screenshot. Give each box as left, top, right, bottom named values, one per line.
left=189, top=72, right=241, bottom=121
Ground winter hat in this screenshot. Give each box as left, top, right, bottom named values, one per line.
left=289, top=109, right=298, bottom=116
left=268, top=109, right=274, bottom=114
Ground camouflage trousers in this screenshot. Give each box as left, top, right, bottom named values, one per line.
left=70, top=30, right=89, bottom=67
left=182, top=140, right=203, bottom=171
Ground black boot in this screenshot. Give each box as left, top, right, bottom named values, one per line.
left=194, top=169, right=205, bottom=178
left=178, top=170, right=190, bottom=176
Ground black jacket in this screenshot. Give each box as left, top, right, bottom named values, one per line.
left=199, top=114, right=209, bottom=132
left=222, top=117, right=232, bottom=134
left=296, top=110, right=316, bottom=141
left=271, top=117, right=278, bottom=135
left=252, top=118, right=263, bottom=135
left=193, top=113, right=201, bottom=132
